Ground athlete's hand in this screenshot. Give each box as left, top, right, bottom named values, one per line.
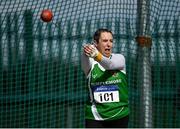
left=83, top=44, right=99, bottom=58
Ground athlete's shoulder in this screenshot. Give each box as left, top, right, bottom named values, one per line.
left=111, top=53, right=125, bottom=59
left=111, top=53, right=124, bottom=56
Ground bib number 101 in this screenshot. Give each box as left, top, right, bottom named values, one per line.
left=94, top=91, right=119, bottom=103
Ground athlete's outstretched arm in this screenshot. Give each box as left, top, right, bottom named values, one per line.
left=82, top=44, right=125, bottom=71
left=100, top=54, right=125, bottom=70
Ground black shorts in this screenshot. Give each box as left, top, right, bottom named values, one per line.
left=85, top=115, right=129, bottom=128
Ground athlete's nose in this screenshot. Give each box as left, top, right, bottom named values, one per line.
left=107, top=41, right=112, bottom=47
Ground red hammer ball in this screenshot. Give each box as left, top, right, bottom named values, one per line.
left=40, top=9, right=53, bottom=22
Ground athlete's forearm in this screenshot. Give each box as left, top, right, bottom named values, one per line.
left=99, top=54, right=125, bottom=70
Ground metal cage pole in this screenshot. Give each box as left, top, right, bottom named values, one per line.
left=136, top=0, right=153, bottom=128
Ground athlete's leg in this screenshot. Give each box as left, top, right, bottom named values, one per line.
left=105, top=115, right=129, bottom=128
left=85, top=119, right=104, bottom=128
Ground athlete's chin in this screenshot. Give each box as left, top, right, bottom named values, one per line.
left=103, top=52, right=111, bottom=58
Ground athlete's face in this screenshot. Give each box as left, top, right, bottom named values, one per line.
left=95, top=32, right=113, bottom=58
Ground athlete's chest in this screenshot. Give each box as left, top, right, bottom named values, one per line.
left=91, top=65, right=121, bottom=83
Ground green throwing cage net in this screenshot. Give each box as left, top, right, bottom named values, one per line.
left=0, top=0, right=180, bottom=128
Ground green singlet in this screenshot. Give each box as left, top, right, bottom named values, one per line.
left=85, top=61, right=129, bottom=120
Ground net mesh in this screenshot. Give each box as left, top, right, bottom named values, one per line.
left=0, top=0, right=180, bottom=128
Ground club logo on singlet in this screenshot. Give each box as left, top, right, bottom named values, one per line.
left=92, top=73, right=98, bottom=79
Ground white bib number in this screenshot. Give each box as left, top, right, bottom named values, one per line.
left=92, top=85, right=119, bottom=103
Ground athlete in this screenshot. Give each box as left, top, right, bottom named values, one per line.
left=81, top=28, right=129, bottom=128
